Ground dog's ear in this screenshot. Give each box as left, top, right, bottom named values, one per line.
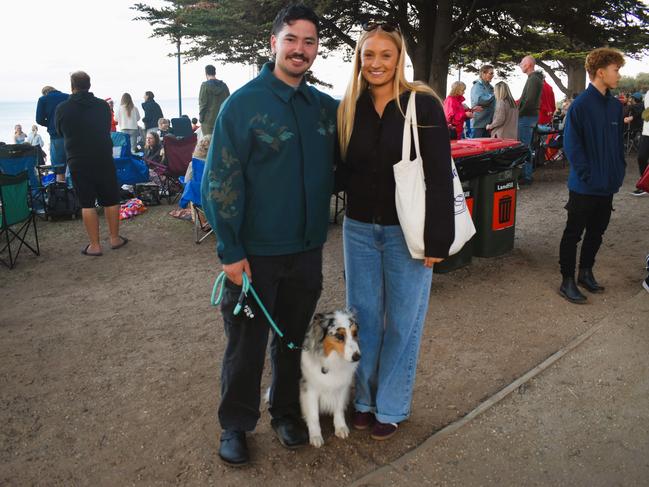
left=312, top=313, right=332, bottom=341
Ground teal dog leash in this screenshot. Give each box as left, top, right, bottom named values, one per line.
left=211, top=271, right=301, bottom=351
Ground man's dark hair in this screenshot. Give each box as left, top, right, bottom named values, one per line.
left=205, top=64, right=216, bottom=76
left=271, top=4, right=320, bottom=37
left=145, top=91, right=154, bottom=100
left=70, top=71, right=91, bottom=91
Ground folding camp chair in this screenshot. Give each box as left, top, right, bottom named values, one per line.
left=171, top=117, right=193, bottom=138
left=147, top=133, right=197, bottom=204
left=111, top=132, right=150, bottom=186
left=0, top=171, right=40, bottom=269
left=0, top=144, right=45, bottom=214
left=179, top=158, right=214, bottom=244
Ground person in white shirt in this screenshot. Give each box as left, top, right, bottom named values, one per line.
left=27, top=125, right=44, bottom=148
left=114, top=92, right=141, bottom=152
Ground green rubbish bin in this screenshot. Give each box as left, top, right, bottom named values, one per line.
left=473, top=167, right=521, bottom=258
left=434, top=178, right=478, bottom=274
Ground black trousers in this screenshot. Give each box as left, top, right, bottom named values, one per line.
left=218, top=247, right=323, bottom=432
left=559, top=191, right=613, bottom=278
left=638, top=135, right=649, bottom=177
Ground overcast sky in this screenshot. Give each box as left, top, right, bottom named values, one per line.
left=3, top=0, right=648, bottom=105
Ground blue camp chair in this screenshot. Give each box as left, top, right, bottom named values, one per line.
left=179, top=158, right=213, bottom=244
left=1, top=171, right=40, bottom=269
left=0, top=144, right=44, bottom=211
left=111, top=132, right=149, bottom=186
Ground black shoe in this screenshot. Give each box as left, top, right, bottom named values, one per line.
left=518, top=178, right=533, bottom=187
left=218, top=430, right=249, bottom=467
left=578, top=268, right=605, bottom=293
left=559, top=277, right=587, bottom=304
left=270, top=416, right=308, bottom=449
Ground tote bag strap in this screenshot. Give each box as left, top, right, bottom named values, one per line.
left=401, top=91, right=422, bottom=162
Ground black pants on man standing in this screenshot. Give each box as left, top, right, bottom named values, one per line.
left=218, top=247, right=322, bottom=432
left=559, top=191, right=613, bottom=278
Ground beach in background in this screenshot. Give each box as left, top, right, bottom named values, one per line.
left=1, top=97, right=202, bottom=151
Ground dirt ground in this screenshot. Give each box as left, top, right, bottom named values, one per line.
left=1, top=160, right=647, bottom=486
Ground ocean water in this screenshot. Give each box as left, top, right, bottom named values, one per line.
left=0, top=97, right=201, bottom=151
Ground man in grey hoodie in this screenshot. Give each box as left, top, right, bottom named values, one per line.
left=199, top=65, right=230, bottom=136
left=517, top=55, right=544, bottom=185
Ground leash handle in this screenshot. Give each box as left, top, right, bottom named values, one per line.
left=211, top=271, right=299, bottom=349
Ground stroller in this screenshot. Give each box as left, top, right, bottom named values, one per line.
left=533, top=123, right=564, bottom=167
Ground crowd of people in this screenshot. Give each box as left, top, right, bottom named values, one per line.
left=11, top=61, right=230, bottom=255
left=3, top=2, right=648, bottom=469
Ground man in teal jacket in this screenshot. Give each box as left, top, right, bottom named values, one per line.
left=201, top=4, right=337, bottom=467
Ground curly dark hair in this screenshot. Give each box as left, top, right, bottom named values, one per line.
left=585, top=48, right=625, bottom=78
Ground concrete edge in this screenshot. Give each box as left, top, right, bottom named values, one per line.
left=348, top=307, right=616, bottom=487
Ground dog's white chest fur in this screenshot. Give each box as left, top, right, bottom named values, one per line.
left=301, top=352, right=358, bottom=414
left=298, top=310, right=361, bottom=448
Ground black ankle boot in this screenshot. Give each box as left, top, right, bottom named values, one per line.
left=578, top=268, right=605, bottom=293
left=218, top=430, right=249, bottom=467
left=559, top=276, right=587, bottom=304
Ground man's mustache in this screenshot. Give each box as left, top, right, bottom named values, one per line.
left=287, top=54, right=309, bottom=62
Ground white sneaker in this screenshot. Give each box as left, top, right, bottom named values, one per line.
left=643, top=276, right=649, bottom=293
left=630, top=189, right=647, bottom=196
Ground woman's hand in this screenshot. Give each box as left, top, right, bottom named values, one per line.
left=424, top=257, right=444, bottom=268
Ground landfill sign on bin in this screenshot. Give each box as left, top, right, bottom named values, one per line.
left=464, top=187, right=474, bottom=216
left=492, top=180, right=516, bottom=231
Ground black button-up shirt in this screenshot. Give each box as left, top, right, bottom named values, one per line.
left=337, top=90, right=454, bottom=257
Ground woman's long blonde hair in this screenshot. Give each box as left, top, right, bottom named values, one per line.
left=120, top=92, right=134, bottom=117
left=494, top=81, right=516, bottom=109
left=337, top=27, right=441, bottom=160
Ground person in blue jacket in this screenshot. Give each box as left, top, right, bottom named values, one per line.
left=559, top=48, right=627, bottom=304
left=470, top=64, right=495, bottom=138
left=201, top=4, right=337, bottom=467
left=36, top=86, right=69, bottom=182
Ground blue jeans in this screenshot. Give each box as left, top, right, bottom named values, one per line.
left=518, top=115, right=536, bottom=181
left=343, top=217, right=433, bottom=424
left=472, top=127, right=488, bottom=138
left=50, top=137, right=67, bottom=175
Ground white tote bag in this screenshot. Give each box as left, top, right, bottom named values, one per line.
left=393, top=92, right=476, bottom=259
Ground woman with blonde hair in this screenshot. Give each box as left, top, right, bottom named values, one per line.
left=14, top=124, right=28, bottom=144
left=443, top=81, right=473, bottom=139
left=114, top=92, right=141, bottom=152
left=486, top=81, right=519, bottom=139
left=336, top=21, right=454, bottom=440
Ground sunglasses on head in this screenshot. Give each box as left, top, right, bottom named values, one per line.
left=361, top=21, right=399, bottom=33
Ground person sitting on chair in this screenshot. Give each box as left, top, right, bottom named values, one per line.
left=143, top=131, right=162, bottom=163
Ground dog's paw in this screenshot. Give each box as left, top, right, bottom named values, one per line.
left=309, top=435, right=324, bottom=448
left=335, top=425, right=350, bottom=439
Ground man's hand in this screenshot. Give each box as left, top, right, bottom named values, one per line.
left=223, top=258, right=252, bottom=286
left=424, top=257, right=444, bottom=268
left=472, top=106, right=484, bottom=113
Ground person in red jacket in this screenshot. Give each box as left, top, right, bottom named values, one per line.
left=443, top=81, right=475, bottom=139
left=538, top=79, right=556, bottom=126
left=105, top=98, right=118, bottom=132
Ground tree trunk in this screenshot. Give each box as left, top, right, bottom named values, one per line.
left=564, top=58, right=587, bottom=97
left=410, top=43, right=432, bottom=84
left=427, top=0, right=453, bottom=97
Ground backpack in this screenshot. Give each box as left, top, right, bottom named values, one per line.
left=45, top=182, right=81, bottom=219
left=135, top=182, right=161, bottom=206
